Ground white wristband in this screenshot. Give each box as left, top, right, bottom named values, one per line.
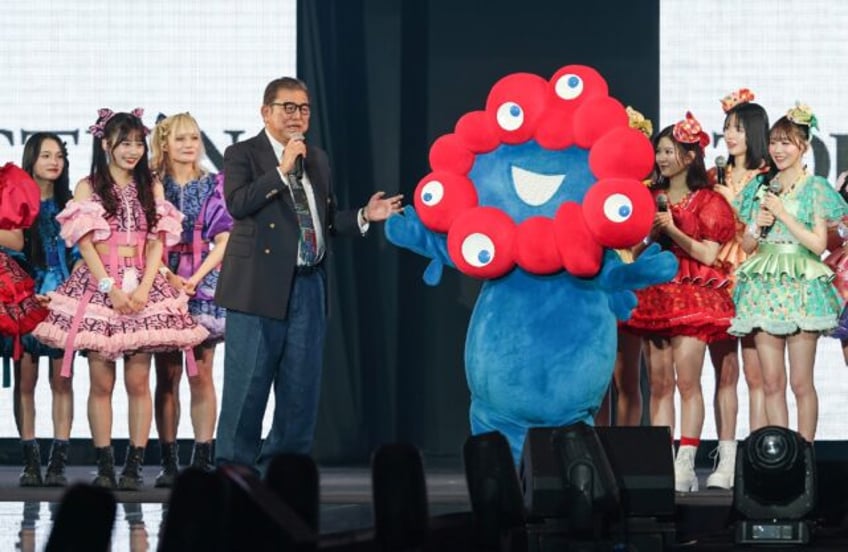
left=97, top=277, right=115, bottom=293
left=746, top=223, right=759, bottom=238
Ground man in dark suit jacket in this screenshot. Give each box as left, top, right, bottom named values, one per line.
left=214, top=77, right=402, bottom=472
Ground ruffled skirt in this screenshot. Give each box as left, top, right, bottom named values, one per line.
left=33, top=264, right=209, bottom=359
left=0, top=252, right=48, bottom=356
left=729, top=244, right=841, bottom=336
left=624, top=253, right=734, bottom=343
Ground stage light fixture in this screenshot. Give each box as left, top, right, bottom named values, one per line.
left=520, top=422, right=623, bottom=545
left=733, top=426, right=816, bottom=545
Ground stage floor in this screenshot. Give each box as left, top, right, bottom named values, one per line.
left=0, top=465, right=845, bottom=551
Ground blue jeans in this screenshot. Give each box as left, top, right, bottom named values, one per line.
left=215, top=271, right=326, bottom=472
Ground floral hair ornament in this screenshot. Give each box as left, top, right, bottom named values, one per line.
left=672, top=111, right=710, bottom=149
left=786, top=101, right=819, bottom=132
left=626, top=106, right=653, bottom=138
left=720, top=88, right=756, bottom=113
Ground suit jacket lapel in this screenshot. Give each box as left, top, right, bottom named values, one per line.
left=254, top=131, right=295, bottom=213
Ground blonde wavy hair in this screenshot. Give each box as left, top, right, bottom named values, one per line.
left=150, top=112, right=206, bottom=178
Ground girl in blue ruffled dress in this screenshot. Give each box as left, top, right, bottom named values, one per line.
left=2, top=134, right=79, bottom=487
left=729, top=103, right=848, bottom=442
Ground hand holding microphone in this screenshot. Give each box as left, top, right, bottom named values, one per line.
left=714, top=156, right=728, bottom=185
left=280, top=132, right=306, bottom=178
left=653, top=193, right=674, bottom=234
left=759, top=178, right=783, bottom=239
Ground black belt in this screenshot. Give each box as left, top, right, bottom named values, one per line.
left=295, top=264, right=322, bottom=276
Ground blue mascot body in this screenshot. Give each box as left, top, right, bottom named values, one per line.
left=386, top=65, right=678, bottom=461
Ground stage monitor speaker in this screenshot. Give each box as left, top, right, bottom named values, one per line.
left=594, top=426, right=675, bottom=518
left=810, top=442, right=848, bottom=527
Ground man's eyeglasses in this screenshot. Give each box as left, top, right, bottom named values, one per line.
left=271, top=102, right=311, bottom=116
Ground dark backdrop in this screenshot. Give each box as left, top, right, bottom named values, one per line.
left=298, top=0, right=660, bottom=464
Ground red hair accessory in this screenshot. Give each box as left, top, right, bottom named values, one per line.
left=672, top=111, right=710, bottom=149
left=720, top=88, right=755, bottom=113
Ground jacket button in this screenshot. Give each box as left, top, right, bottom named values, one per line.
left=269, top=223, right=276, bottom=229
left=264, top=248, right=271, bottom=254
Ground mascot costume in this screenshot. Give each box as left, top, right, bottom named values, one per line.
left=385, top=65, right=678, bottom=462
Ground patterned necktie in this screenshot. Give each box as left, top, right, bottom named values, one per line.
left=287, top=174, right=319, bottom=265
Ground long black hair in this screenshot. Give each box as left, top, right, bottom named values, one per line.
left=21, top=133, right=71, bottom=268
left=724, top=102, right=770, bottom=171
left=90, top=112, right=158, bottom=231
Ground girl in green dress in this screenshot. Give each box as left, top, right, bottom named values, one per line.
left=729, top=103, right=848, bottom=442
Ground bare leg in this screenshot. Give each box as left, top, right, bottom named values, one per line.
left=646, top=336, right=674, bottom=432
left=708, top=338, right=739, bottom=441
left=614, top=331, right=643, bottom=426
left=672, top=335, right=706, bottom=440
left=154, top=351, right=182, bottom=443
left=48, top=359, right=73, bottom=440
left=787, top=331, right=819, bottom=442
left=189, top=344, right=218, bottom=442
left=14, top=354, right=38, bottom=440
left=124, top=353, right=152, bottom=448
left=754, top=331, right=789, bottom=429
left=741, top=334, right=767, bottom=431
left=88, top=353, right=117, bottom=447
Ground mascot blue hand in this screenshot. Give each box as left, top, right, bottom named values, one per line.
left=608, top=290, right=638, bottom=321
left=600, top=243, right=678, bottom=292
left=384, top=205, right=454, bottom=286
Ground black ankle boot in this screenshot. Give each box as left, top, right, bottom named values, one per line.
left=19, top=440, right=43, bottom=487
left=44, top=440, right=69, bottom=487
left=92, top=446, right=117, bottom=489
left=190, top=441, right=214, bottom=472
left=155, top=441, right=180, bottom=488
left=118, top=443, right=145, bottom=491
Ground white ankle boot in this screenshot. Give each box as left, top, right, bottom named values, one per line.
left=674, top=445, right=699, bottom=492
left=705, top=440, right=737, bottom=490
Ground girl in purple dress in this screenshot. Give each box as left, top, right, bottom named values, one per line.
left=33, top=109, right=208, bottom=490
left=150, top=113, right=232, bottom=484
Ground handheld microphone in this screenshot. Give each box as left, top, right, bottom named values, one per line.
left=715, top=156, right=727, bottom=186
left=288, top=132, right=305, bottom=179
left=656, top=193, right=669, bottom=212
left=760, top=178, right=783, bottom=239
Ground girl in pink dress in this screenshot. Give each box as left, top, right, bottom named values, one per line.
left=33, top=109, right=208, bottom=490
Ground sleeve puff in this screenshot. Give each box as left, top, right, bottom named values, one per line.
left=57, top=200, right=111, bottom=245
left=0, top=163, right=40, bottom=230
left=807, top=176, right=848, bottom=226
left=698, top=190, right=736, bottom=244
left=202, top=173, right=234, bottom=240
left=150, top=199, right=185, bottom=247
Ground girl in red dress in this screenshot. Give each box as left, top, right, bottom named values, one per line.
left=0, top=163, right=47, bottom=361
left=624, top=112, right=736, bottom=492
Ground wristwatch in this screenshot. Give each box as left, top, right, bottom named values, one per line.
left=98, top=277, right=115, bottom=293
